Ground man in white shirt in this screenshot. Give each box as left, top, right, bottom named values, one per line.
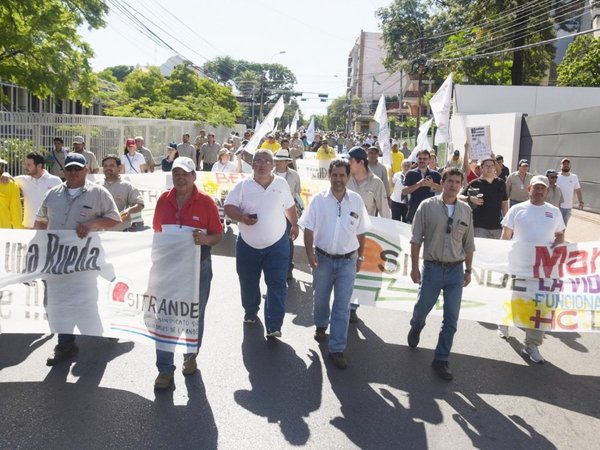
left=2, top=152, right=62, bottom=228
left=299, top=159, right=370, bottom=369
left=556, top=157, right=584, bottom=225
left=224, top=150, right=299, bottom=338
left=500, top=175, right=565, bottom=364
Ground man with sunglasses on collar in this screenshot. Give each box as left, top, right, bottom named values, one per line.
left=406, top=167, right=475, bottom=381
left=34, top=153, right=121, bottom=366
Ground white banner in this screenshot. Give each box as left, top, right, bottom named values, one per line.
left=0, top=230, right=201, bottom=351
left=373, top=95, right=391, bottom=165
left=430, top=73, right=453, bottom=145
left=244, top=96, right=285, bottom=155
left=353, top=217, right=600, bottom=332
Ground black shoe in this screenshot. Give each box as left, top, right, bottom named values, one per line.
left=314, top=327, right=327, bottom=341
left=328, top=352, right=347, bottom=369
left=46, top=343, right=79, bottom=366
left=287, top=270, right=294, bottom=281
left=407, top=327, right=421, bottom=348
left=349, top=310, right=359, bottom=324
left=432, top=359, right=453, bottom=381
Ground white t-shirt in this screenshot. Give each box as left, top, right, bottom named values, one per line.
left=211, top=161, right=237, bottom=173
left=391, top=171, right=408, bottom=203
left=556, top=173, right=580, bottom=209
left=14, top=171, right=62, bottom=227
left=224, top=176, right=294, bottom=249
left=122, top=152, right=146, bottom=174
left=299, top=188, right=371, bottom=255
left=501, top=201, right=565, bottom=245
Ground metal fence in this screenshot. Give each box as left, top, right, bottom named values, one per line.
left=0, top=112, right=245, bottom=176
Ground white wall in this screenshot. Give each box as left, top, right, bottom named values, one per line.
left=454, top=85, right=600, bottom=116
left=360, top=32, right=402, bottom=104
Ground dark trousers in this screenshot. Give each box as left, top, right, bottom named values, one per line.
left=391, top=201, right=408, bottom=223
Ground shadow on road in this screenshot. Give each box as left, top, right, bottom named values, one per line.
left=0, top=335, right=218, bottom=449
left=0, top=333, right=53, bottom=370
left=234, top=320, right=322, bottom=446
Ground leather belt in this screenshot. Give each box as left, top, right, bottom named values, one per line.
left=425, top=260, right=464, bottom=268
left=315, top=247, right=356, bottom=260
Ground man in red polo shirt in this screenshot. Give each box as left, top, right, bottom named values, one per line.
left=152, top=156, right=223, bottom=390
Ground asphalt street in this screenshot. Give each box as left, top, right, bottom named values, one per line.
left=1, top=217, right=599, bottom=449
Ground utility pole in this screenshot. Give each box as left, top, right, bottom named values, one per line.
left=258, top=73, right=265, bottom=121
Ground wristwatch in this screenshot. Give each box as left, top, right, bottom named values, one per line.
left=357, top=256, right=365, bottom=261
left=464, top=268, right=472, bottom=273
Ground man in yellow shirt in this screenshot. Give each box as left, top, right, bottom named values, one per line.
left=0, top=158, right=24, bottom=229
left=390, top=143, right=405, bottom=176
left=260, top=134, right=282, bottom=153
left=316, top=138, right=336, bottom=160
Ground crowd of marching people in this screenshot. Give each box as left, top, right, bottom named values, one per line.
left=0, top=127, right=585, bottom=387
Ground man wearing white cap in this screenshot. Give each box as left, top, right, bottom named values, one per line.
left=34, top=152, right=121, bottom=366
left=273, top=149, right=302, bottom=280
left=152, top=156, right=223, bottom=389
left=500, top=175, right=565, bottom=364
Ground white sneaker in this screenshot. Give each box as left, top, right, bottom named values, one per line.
left=497, top=325, right=509, bottom=339
left=266, top=330, right=282, bottom=338
left=522, top=345, right=545, bottom=364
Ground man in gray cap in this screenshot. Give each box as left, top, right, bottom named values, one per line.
left=544, top=169, right=563, bottom=208
left=34, top=152, right=121, bottom=366
left=71, top=136, right=100, bottom=174
left=505, top=159, right=532, bottom=207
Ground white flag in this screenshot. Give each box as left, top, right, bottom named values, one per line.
left=244, top=97, right=285, bottom=155
left=290, top=109, right=299, bottom=135
left=429, top=73, right=453, bottom=145
left=255, top=118, right=260, bottom=130
left=285, top=123, right=290, bottom=134
left=408, top=118, right=433, bottom=162
left=306, top=117, right=316, bottom=145
left=373, top=95, right=391, bottom=165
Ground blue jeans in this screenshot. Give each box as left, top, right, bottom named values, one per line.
left=410, top=261, right=464, bottom=361
left=560, top=207, right=572, bottom=225
left=509, top=199, right=522, bottom=208
left=58, top=334, right=75, bottom=345
left=156, top=257, right=213, bottom=374
left=236, top=233, right=289, bottom=333
left=313, top=253, right=357, bottom=353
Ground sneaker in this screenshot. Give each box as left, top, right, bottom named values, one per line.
left=314, top=327, right=327, bottom=341
left=328, top=352, right=347, bottom=369
left=182, top=355, right=197, bottom=375
left=154, top=372, right=174, bottom=390
left=349, top=310, right=359, bottom=324
left=432, top=359, right=453, bottom=381
left=46, top=343, right=79, bottom=366
left=243, top=314, right=257, bottom=324
left=407, top=327, right=421, bottom=348
left=522, top=345, right=545, bottom=364
left=266, top=330, right=282, bottom=338
left=497, top=325, right=509, bottom=339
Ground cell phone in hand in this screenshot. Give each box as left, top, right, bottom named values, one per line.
left=248, top=213, right=257, bottom=219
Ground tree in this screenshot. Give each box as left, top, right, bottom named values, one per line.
left=557, top=35, right=600, bottom=87
left=121, top=67, right=166, bottom=102
left=202, top=56, right=237, bottom=85
left=103, top=65, right=134, bottom=82
left=327, top=96, right=362, bottom=131
left=0, top=0, right=108, bottom=104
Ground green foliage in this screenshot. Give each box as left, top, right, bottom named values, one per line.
left=327, top=96, right=362, bottom=131
left=378, top=0, right=559, bottom=86
left=101, top=64, right=241, bottom=126
left=104, top=65, right=134, bottom=82
left=0, top=0, right=108, bottom=104
left=557, top=35, right=600, bottom=87
left=0, top=138, right=35, bottom=164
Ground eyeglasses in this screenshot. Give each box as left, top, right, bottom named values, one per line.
left=482, top=164, right=495, bottom=169
left=65, top=166, right=84, bottom=172
left=446, top=216, right=453, bottom=234
left=253, top=159, right=272, bottom=165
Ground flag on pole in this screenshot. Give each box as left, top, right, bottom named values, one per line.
left=429, top=73, right=453, bottom=145
left=244, top=97, right=285, bottom=155
left=306, top=117, right=316, bottom=145
left=289, top=109, right=299, bottom=135
left=408, top=118, right=433, bottom=162
left=373, top=94, right=391, bottom=165
left=255, top=118, right=260, bottom=130
left=285, top=123, right=290, bottom=134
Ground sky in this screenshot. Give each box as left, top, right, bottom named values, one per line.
left=80, top=0, right=393, bottom=117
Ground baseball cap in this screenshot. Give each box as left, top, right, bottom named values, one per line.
left=64, top=153, right=87, bottom=168
left=126, top=138, right=136, bottom=146
left=518, top=159, right=529, bottom=167
left=167, top=141, right=177, bottom=150
left=171, top=156, right=195, bottom=172
left=495, top=154, right=504, bottom=160
left=545, top=169, right=558, bottom=177
left=561, top=157, right=570, bottom=163
left=347, top=146, right=368, bottom=161
left=273, top=149, right=292, bottom=161
left=530, top=175, right=549, bottom=188
left=73, top=136, right=85, bottom=144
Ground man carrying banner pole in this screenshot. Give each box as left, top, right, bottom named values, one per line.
left=151, top=156, right=223, bottom=389
left=34, top=153, right=121, bottom=366
left=499, top=175, right=565, bottom=364
left=406, top=167, right=475, bottom=381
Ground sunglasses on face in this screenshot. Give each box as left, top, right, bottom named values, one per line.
left=446, top=216, right=453, bottom=234
left=65, top=166, right=84, bottom=172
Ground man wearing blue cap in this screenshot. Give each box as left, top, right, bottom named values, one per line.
left=34, top=152, right=121, bottom=366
